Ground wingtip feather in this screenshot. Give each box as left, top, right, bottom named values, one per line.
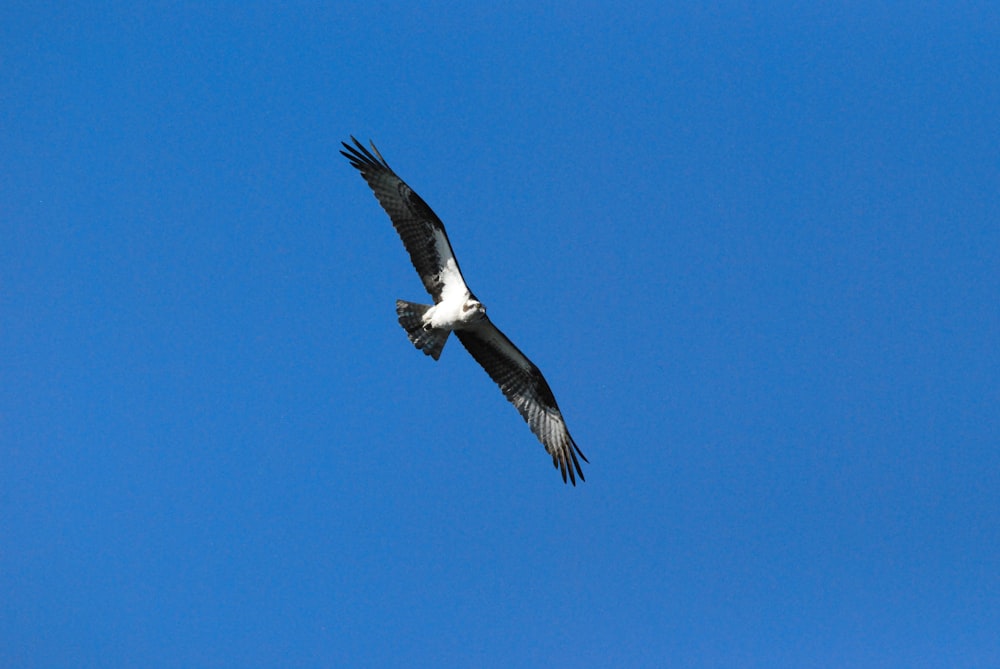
left=340, top=136, right=392, bottom=173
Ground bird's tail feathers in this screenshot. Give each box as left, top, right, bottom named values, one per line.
left=396, top=300, right=449, bottom=360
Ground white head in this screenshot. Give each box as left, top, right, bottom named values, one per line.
left=461, top=299, right=487, bottom=322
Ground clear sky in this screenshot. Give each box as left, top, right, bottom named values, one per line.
left=3, top=2, right=998, bottom=667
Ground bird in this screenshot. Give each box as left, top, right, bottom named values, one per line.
left=340, top=137, right=588, bottom=484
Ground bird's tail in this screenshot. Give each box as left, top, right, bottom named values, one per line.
left=395, top=300, right=449, bottom=361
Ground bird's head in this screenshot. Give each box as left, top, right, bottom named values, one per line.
left=461, top=299, right=487, bottom=322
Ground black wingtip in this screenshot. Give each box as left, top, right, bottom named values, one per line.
left=566, top=436, right=587, bottom=485
left=340, top=136, right=392, bottom=173
left=555, top=449, right=585, bottom=486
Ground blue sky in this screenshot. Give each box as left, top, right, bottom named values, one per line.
left=3, top=2, right=999, bottom=667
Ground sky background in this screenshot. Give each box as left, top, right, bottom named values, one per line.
left=3, top=2, right=999, bottom=667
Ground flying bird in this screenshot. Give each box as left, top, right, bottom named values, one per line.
left=341, top=137, right=588, bottom=484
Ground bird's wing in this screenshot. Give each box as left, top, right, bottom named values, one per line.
left=456, top=320, right=587, bottom=484
left=341, top=137, right=469, bottom=303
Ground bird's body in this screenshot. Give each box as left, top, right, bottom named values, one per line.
left=422, top=295, right=485, bottom=332
left=341, top=137, right=587, bottom=484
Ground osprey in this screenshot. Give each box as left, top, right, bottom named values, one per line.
left=341, top=137, right=588, bottom=484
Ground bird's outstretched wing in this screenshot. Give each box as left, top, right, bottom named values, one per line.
left=456, top=321, right=588, bottom=485
left=340, top=137, right=469, bottom=303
